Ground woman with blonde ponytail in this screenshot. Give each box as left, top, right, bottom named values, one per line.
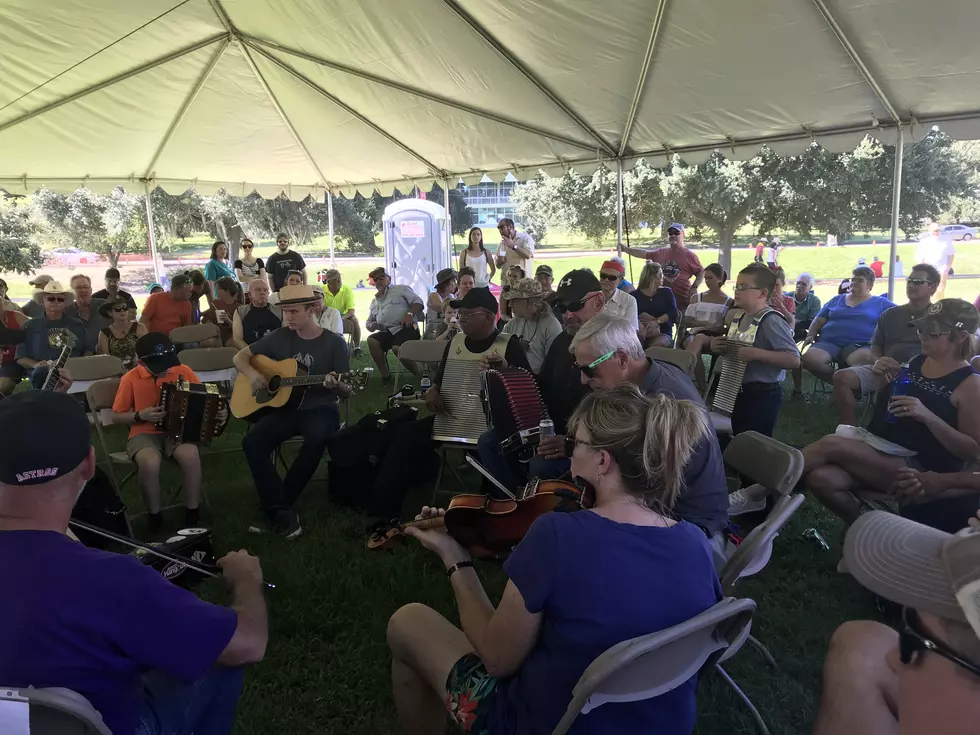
left=386, top=383, right=722, bottom=735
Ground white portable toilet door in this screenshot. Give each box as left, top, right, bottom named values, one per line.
left=387, top=208, right=442, bottom=298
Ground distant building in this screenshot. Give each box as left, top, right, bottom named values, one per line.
left=460, top=173, right=520, bottom=226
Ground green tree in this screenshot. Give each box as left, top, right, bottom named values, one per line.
left=941, top=140, right=980, bottom=224
left=0, top=194, right=43, bottom=274
left=418, top=184, right=475, bottom=238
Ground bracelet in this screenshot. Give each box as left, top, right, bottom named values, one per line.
left=134, top=410, right=141, bottom=422
left=446, top=560, right=474, bottom=578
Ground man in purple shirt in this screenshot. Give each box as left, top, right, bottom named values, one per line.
left=0, top=390, right=268, bottom=735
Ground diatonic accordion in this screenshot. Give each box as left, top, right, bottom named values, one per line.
left=157, top=378, right=226, bottom=445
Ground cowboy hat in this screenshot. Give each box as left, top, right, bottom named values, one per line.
left=33, top=280, right=73, bottom=299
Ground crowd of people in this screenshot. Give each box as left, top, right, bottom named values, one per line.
left=2, top=218, right=980, bottom=735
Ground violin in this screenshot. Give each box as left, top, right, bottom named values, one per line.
left=367, top=478, right=593, bottom=558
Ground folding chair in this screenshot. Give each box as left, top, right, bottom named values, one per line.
left=178, top=346, right=238, bottom=388
left=551, top=597, right=767, bottom=735
left=63, top=355, right=125, bottom=397
left=393, top=338, right=448, bottom=387
left=645, top=346, right=696, bottom=379
left=169, top=323, right=219, bottom=349
left=1, top=686, right=111, bottom=735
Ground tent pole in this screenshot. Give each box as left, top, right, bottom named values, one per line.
left=616, top=161, right=624, bottom=256
left=887, top=126, right=905, bottom=301
left=327, top=190, right=335, bottom=267
left=444, top=178, right=453, bottom=266
left=143, top=185, right=162, bottom=285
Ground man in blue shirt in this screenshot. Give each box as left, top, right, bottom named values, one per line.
left=15, top=280, right=91, bottom=389
left=0, top=391, right=268, bottom=735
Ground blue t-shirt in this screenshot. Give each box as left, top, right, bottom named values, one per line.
left=816, top=294, right=895, bottom=347
left=14, top=316, right=91, bottom=362
left=494, top=512, right=722, bottom=734
left=0, top=531, right=237, bottom=735
left=204, top=259, right=237, bottom=290
left=632, top=287, right=678, bottom=336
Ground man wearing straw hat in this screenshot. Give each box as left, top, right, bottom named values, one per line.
left=16, top=280, right=91, bottom=389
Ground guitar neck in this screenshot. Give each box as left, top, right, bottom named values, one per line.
left=278, top=371, right=355, bottom=388
left=399, top=516, right=446, bottom=533
left=42, top=345, right=73, bottom=391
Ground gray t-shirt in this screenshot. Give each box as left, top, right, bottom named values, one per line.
left=736, top=310, right=800, bottom=384
left=872, top=303, right=929, bottom=363
left=65, top=298, right=110, bottom=349
left=638, top=358, right=729, bottom=534
left=501, top=313, right=563, bottom=374
left=249, top=327, right=349, bottom=408
left=368, top=285, right=423, bottom=334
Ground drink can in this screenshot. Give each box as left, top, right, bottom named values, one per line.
left=539, top=419, right=555, bottom=438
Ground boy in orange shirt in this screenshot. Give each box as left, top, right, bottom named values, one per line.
left=111, top=332, right=225, bottom=533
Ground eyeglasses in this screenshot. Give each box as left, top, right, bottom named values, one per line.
left=563, top=435, right=595, bottom=457
left=732, top=284, right=763, bottom=293
left=907, top=278, right=935, bottom=286
left=916, top=327, right=951, bottom=339
left=558, top=292, right=598, bottom=314
left=900, top=608, right=980, bottom=679
left=44, top=297, right=66, bottom=303
left=667, top=229, right=681, bottom=236
left=573, top=350, right=616, bottom=378
left=457, top=309, right=490, bottom=322
left=599, top=273, right=620, bottom=281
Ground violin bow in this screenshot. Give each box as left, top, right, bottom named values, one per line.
left=68, top=519, right=276, bottom=590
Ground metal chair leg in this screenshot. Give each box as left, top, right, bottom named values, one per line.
left=714, top=664, right=771, bottom=735
left=747, top=635, right=778, bottom=669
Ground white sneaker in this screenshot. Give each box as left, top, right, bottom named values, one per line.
left=728, top=488, right=767, bottom=516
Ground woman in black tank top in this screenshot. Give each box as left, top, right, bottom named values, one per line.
left=787, top=299, right=980, bottom=526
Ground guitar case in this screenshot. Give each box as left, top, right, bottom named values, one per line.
left=326, top=405, right=422, bottom=510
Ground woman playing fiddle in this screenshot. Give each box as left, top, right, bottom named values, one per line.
left=386, top=384, right=723, bottom=734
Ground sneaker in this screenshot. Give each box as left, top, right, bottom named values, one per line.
left=273, top=510, right=302, bottom=540
left=352, top=347, right=364, bottom=358
left=728, top=488, right=768, bottom=517
left=248, top=516, right=271, bottom=534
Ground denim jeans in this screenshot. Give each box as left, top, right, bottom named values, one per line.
left=476, top=428, right=572, bottom=495
left=137, top=666, right=244, bottom=735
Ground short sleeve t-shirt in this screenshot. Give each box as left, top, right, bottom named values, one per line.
left=15, top=316, right=90, bottom=362
left=643, top=247, right=703, bottom=309
left=233, top=257, right=265, bottom=279
left=112, top=364, right=201, bottom=438
left=871, top=303, right=929, bottom=363
left=0, top=531, right=237, bottom=735
left=633, top=287, right=678, bottom=335
left=92, top=288, right=137, bottom=311
left=501, top=313, right=563, bottom=374
left=265, top=251, right=307, bottom=291
left=322, top=284, right=355, bottom=315
left=249, top=327, right=349, bottom=407
left=237, top=303, right=282, bottom=345
left=141, top=291, right=192, bottom=335
left=494, top=512, right=722, bottom=734
left=816, top=294, right=896, bottom=347
left=737, top=310, right=800, bottom=384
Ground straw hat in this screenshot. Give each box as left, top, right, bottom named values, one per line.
left=276, top=284, right=318, bottom=305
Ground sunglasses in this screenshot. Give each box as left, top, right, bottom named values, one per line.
left=667, top=229, right=681, bottom=236
left=907, top=277, right=935, bottom=286
left=111, top=306, right=128, bottom=313
left=242, top=245, right=253, bottom=250
left=558, top=291, right=598, bottom=314
left=600, top=273, right=620, bottom=281
left=900, top=608, right=980, bottom=679
left=573, top=349, right=616, bottom=378
left=44, top=296, right=67, bottom=303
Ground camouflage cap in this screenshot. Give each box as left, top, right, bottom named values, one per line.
left=910, top=298, right=979, bottom=333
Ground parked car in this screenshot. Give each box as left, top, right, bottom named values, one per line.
left=940, top=224, right=977, bottom=241
left=44, top=247, right=101, bottom=268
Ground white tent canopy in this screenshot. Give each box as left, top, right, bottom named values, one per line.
left=3, top=0, right=980, bottom=201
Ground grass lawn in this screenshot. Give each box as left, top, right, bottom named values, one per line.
left=78, top=348, right=896, bottom=735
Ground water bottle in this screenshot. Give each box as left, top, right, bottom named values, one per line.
left=885, top=363, right=911, bottom=423
left=539, top=419, right=555, bottom=439
left=420, top=375, right=432, bottom=393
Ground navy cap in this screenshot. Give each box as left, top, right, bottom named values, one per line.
left=449, top=286, right=498, bottom=312
left=0, top=391, right=90, bottom=486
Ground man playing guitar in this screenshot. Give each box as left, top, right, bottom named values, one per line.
left=233, top=284, right=351, bottom=539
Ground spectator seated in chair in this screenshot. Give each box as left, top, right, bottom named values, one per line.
left=731, top=299, right=980, bottom=523
left=140, top=273, right=193, bottom=336
left=202, top=276, right=243, bottom=346
left=682, top=263, right=734, bottom=392
left=425, top=268, right=459, bottom=340
left=97, top=297, right=147, bottom=370
left=111, top=332, right=227, bottom=536
left=231, top=278, right=282, bottom=350
left=365, top=266, right=425, bottom=383
left=790, top=272, right=823, bottom=397
left=814, top=511, right=980, bottom=735
left=16, top=280, right=92, bottom=390
left=65, top=274, right=110, bottom=351
left=0, top=390, right=266, bottom=735
left=386, top=385, right=723, bottom=735
left=499, top=278, right=562, bottom=374
left=92, top=266, right=137, bottom=314
left=632, top=261, right=676, bottom=348
left=188, top=269, right=214, bottom=323
left=597, top=259, right=638, bottom=331
left=800, top=266, right=895, bottom=386
left=313, top=288, right=344, bottom=336
left=233, top=284, right=350, bottom=539
left=322, top=268, right=361, bottom=356
left=267, top=270, right=305, bottom=306
left=766, top=267, right=796, bottom=329
left=832, top=264, right=940, bottom=425
left=0, top=278, right=29, bottom=396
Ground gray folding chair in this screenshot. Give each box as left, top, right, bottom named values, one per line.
left=551, top=597, right=764, bottom=735
left=169, top=322, right=219, bottom=348
left=63, top=355, right=125, bottom=397
left=178, top=346, right=238, bottom=387
left=392, top=338, right=447, bottom=387
left=1, top=686, right=111, bottom=735
left=724, top=430, right=805, bottom=500
left=645, top=346, right=697, bottom=379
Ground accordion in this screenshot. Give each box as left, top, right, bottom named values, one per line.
left=131, top=528, right=215, bottom=588
left=157, top=377, right=227, bottom=445
left=483, top=367, right=548, bottom=456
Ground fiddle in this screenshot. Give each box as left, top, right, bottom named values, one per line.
left=367, top=478, right=593, bottom=558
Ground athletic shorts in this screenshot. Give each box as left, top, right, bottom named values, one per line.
left=809, top=341, right=870, bottom=364
left=445, top=653, right=498, bottom=734
left=126, top=432, right=179, bottom=460
left=369, top=326, right=420, bottom=353
left=845, top=363, right=886, bottom=397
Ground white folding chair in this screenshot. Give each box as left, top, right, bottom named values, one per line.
left=1, top=686, right=111, bottom=735
left=551, top=597, right=766, bottom=735
left=392, top=338, right=447, bottom=387
left=645, top=346, right=697, bottom=379
left=63, top=355, right=124, bottom=397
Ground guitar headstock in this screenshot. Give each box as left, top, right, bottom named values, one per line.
left=343, top=367, right=373, bottom=393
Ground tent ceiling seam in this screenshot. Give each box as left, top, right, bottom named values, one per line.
left=809, top=0, right=902, bottom=123
left=619, top=0, right=670, bottom=158
left=0, top=34, right=227, bottom=135
left=246, top=42, right=447, bottom=178
left=206, top=0, right=235, bottom=33
left=143, top=37, right=230, bottom=180
left=440, top=0, right=618, bottom=158
left=239, top=42, right=333, bottom=189
left=242, top=35, right=598, bottom=153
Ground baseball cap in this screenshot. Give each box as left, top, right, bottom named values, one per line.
left=600, top=259, right=625, bottom=275
left=845, top=511, right=980, bottom=637
left=667, top=223, right=685, bottom=234
left=554, top=269, right=601, bottom=307
left=104, top=267, right=121, bottom=280
left=368, top=266, right=388, bottom=281
left=910, top=299, right=980, bottom=333
left=502, top=278, right=543, bottom=301
left=28, top=274, right=53, bottom=287
left=0, top=391, right=90, bottom=486
left=535, top=264, right=553, bottom=277
left=449, top=286, right=498, bottom=312
left=858, top=257, right=867, bottom=265
left=324, top=268, right=341, bottom=282
left=136, top=332, right=180, bottom=375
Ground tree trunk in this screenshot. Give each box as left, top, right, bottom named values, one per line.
left=106, top=250, right=120, bottom=269
left=717, top=226, right=735, bottom=274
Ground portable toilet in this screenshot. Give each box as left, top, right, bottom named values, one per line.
left=382, top=199, right=451, bottom=299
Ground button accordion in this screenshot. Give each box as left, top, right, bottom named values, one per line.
left=483, top=367, right=548, bottom=456
left=157, top=377, right=227, bottom=445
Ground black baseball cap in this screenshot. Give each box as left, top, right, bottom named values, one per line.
left=554, top=269, right=601, bottom=307
left=136, top=332, right=180, bottom=375
left=535, top=264, right=554, bottom=277
left=0, top=391, right=90, bottom=486
left=449, top=286, right=498, bottom=312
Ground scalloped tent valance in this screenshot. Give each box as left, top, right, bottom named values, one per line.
left=2, top=0, right=979, bottom=200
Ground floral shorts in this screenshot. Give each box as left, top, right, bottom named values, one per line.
left=445, top=653, right=499, bottom=734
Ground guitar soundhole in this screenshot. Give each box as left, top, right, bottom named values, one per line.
left=268, top=375, right=281, bottom=392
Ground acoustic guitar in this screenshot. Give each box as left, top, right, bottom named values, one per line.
left=230, top=355, right=371, bottom=419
